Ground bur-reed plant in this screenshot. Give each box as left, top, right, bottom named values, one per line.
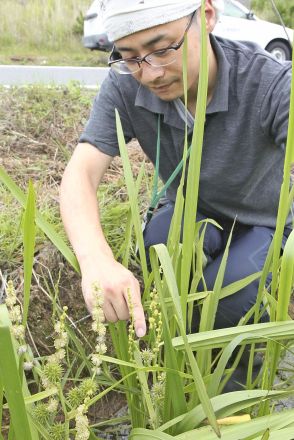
left=1, top=2, right=294, bottom=440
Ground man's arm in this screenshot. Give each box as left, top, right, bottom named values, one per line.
left=60, top=142, right=146, bottom=337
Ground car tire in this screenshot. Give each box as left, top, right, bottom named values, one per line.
left=265, top=40, right=292, bottom=61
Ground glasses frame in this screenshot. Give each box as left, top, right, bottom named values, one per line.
left=108, top=11, right=196, bottom=74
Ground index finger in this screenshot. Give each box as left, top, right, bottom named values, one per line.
left=124, top=284, right=146, bottom=338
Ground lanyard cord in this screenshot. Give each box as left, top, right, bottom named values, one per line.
left=149, top=114, right=161, bottom=211
left=147, top=114, right=192, bottom=220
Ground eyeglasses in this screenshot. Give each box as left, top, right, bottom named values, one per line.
left=108, top=11, right=195, bottom=75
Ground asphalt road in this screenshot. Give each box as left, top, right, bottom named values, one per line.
left=0, top=65, right=109, bottom=87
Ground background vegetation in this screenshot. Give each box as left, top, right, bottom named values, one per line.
left=251, top=0, right=293, bottom=28
left=0, top=0, right=292, bottom=66
left=0, top=0, right=108, bottom=66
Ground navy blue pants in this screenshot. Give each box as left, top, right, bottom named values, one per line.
left=143, top=202, right=291, bottom=331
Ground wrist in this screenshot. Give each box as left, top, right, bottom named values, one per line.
left=77, top=245, right=114, bottom=271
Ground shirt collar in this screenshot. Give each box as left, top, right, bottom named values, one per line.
left=134, top=35, right=231, bottom=125
left=206, top=34, right=231, bottom=114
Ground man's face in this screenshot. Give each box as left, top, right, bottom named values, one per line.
left=114, top=3, right=216, bottom=102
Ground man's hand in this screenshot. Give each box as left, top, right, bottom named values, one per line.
left=59, top=144, right=146, bottom=336
left=81, top=255, right=146, bottom=338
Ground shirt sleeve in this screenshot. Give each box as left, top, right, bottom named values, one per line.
left=260, top=61, right=292, bottom=148
left=79, top=70, right=136, bottom=156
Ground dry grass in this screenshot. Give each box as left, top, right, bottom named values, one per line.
left=0, top=0, right=89, bottom=49
left=0, top=0, right=110, bottom=66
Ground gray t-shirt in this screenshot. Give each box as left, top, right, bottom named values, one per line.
left=80, top=35, right=292, bottom=227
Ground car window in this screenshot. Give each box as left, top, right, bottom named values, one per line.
left=223, top=0, right=248, bottom=19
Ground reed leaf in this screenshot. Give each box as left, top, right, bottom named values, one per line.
left=271, top=44, right=294, bottom=304
left=197, top=223, right=234, bottom=374
left=166, top=35, right=189, bottom=260
left=277, top=230, right=294, bottom=321
left=263, top=428, right=294, bottom=440
left=115, top=109, right=148, bottom=282
left=150, top=251, right=187, bottom=425
left=159, top=389, right=293, bottom=434
left=0, top=305, right=37, bottom=440
left=0, top=165, right=79, bottom=272
left=199, top=224, right=234, bottom=333
left=0, top=374, right=3, bottom=435
left=180, top=0, right=209, bottom=310
left=151, top=244, right=220, bottom=437
left=172, top=321, right=294, bottom=351
left=175, top=408, right=294, bottom=440
left=133, top=349, right=157, bottom=429
left=22, top=180, right=36, bottom=326
left=130, top=428, right=174, bottom=439
left=263, top=230, right=294, bottom=411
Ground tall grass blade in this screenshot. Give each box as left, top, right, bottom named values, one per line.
left=180, top=0, right=209, bottom=310
left=172, top=321, right=294, bottom=351
left=276, top=230, right=294, bottom=321
left=263, top=230, right=294, bottom=406
left=151, top=245, right=220, bottom=437
left=175, top=408, right=294, bottom=440
left=159, top=389, right=293, bottom=433
left=264, top=428, right=294, bottom=440
left=108, top=322, right=144, bottom=428
left=130, top=428, right=174, bottom=439
left=115, top=109, right=148, bottom=282
left=200, top=224, right=234, bottom=333
left=133, top=350, right=157, bottom=428
left=263, top=54, right=294, bottom=402
left=166, top=35, right=188, bottom=261
left=0, top=375, right=3, bottom=435
left=150, top=250, right=187, bottom=424
left=22, top=181, right=36, bottom=326
left=0, top=165, right=79, bottom=273
left=0, top=305, right=37, bottom=440
left=271, top=43, right=294, bottom=304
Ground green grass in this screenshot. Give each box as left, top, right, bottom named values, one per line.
left=0, top=0, right=109, bottom=67
left=0, top=183, right=66, bottom=269
left=251, top=0, right=294, bottom=28
left=0, top=0, right=89, bottom=49
left=0, top=45, right=109, bottom=67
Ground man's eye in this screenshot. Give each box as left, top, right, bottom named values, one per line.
left=124, top=59, right=139, bottom=65
left=152, top=49, right=169, bottom=58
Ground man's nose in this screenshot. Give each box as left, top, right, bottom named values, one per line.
left=139, top=62, right=165, bottom=83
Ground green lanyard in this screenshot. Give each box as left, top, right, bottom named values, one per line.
left=147, top=114, right=192, bottom=221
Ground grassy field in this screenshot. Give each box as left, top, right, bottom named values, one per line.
left=0, top=0, right=108, bottom=66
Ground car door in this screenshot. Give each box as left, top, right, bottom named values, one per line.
left=213, top=0, right=261, bottom=45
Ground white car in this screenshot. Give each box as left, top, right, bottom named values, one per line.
left=213, top=0, right=293, bottom=61
left=83, top=0, right=113, bottom=51
left=83, top=0, right=293, bottom=60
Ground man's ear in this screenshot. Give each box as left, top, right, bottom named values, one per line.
left=197, top=0, right=217, bottom=33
